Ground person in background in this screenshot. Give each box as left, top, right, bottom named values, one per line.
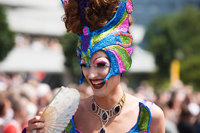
left=4, top=92, right=29, bottom=133
left=0, top=94, right=7, bottom=132
left=37, top=83, right=53, bottom=112
left=177, top=103, right=195, bottom=133
left=0, top=91, right=14, bottom=133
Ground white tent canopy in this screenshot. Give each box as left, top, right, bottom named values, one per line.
left=0, top=0, right=61, bottom=8
left=6, top=8, right=66, bottom=36
left=0, top=48, right=65, bottom=73
left=0, top=0, right=66, bottom=36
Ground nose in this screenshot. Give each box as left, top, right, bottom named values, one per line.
left=88, top=67, right=98, bottom=79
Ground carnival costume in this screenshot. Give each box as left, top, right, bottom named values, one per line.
left=60, top=0, right=153, bottom=132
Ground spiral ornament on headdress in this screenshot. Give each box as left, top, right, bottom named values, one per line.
left=76, top=0, right=134, bottom=83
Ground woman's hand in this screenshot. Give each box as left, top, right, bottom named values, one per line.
left=26, top=112, right=45, bottom=133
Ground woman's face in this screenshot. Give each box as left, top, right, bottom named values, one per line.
left=81, top=51, right=120, bottom=97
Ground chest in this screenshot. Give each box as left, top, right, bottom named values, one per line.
left=74, top=108, right=139, bottom=133
left=69, top=102, right=152, bottom=133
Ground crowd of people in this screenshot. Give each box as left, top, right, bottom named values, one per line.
left=15, top=34, right=62, bottom=52
left=0, top=72, right=200, bottom=133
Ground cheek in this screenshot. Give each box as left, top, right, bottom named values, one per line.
left=101, top=68, right=110, bottom=76
left=82, top=68, right=89, bottom=78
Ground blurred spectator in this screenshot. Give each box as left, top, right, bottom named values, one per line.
left=177, top=103, right=196, bottom=133
left=156, top=91, right=171, bottom=106
left=31, top=71, right=46, bottom=83
left=0, top=94, right=6, bottom=132
left=15, top=34, right=30, bottom=48
left=0, top=82, right=8, bottom=92
left=168, top=90, right=186, bottom=123
left=52, top=87, right=61, bottom=96
left=4, top=92, right=29, bottom=133
left=19, top=83, right=38, bottom=120
left=194, top=115, right=200, bottom=133
left=37, top=83, right=53, bottom=112
left=48, top=38, right=62, bottom=51
left=20, top=83, right=38, bottom=106
left=0, top=92, right=14, bottom=132
left=11, top=73, right=24, bottom=88
left=31, top=38, right=45, bottom=51
left=160, top=104, right=179, bottom=133
left=0, top=73, right=12, bottom=89
left=120, top=78, right=134, bottom=95
left=76, top=83, right=94, bottom=98
left=135, top=80, right=156, bottom=101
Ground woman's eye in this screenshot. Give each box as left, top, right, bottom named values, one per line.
left=96, top=63, right=106, bottom=67
left=80, top=64, right=86, bottom=67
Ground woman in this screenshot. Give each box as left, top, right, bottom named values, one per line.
left=24, top=0, right=165, bottom=132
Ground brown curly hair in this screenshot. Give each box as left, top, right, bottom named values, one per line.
left=63, top=0, right=133, bottom=34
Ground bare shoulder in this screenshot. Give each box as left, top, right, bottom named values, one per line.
left=149, top=102, right=165, bottom=133
left=125, top=94, right=165, bottom=133
left=150, top=103, right=164, bottom=123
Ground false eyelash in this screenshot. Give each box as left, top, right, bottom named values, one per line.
left=80, top=64, right=86, bottom=67
left=95, top=63, right=110, bottom=67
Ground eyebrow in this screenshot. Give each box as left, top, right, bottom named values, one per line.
left=93, top=57, right=109, bottom=63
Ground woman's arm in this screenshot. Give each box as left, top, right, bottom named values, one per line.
left=150, top=104, right=165, bottom=133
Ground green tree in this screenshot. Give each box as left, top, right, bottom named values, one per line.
left=145, top=6, right=200, bottom=90
left=59, top=32, right=81, bottom=83
left=0, top=5, right=15, bottom=61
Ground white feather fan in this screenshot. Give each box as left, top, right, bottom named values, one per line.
left=41, top=86, right=80, bottom=133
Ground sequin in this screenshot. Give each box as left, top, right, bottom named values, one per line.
left=126, top=0, right=133, bottom=14
left=137, top=104, right=150, bottom=131
left=64, top=121, right=73, bottom=133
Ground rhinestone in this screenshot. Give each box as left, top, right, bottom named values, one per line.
left=114, top=105, right=120, bottom=113
left=102, top=112, right=108, bottom=121
left=99, top=127, right=106, bottom=133
left=92, top=102, right=95, bottom=111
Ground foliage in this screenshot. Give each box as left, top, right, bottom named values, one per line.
left=0, top=5, right=15, bottom=62
left=144, top=6, right=200, bottom=90
left=180, top=55, right=200, bottom=90
left=59, top=32, right=81, bottom=83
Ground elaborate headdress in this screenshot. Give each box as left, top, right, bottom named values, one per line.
left=61, top=0, right=133, bottom=84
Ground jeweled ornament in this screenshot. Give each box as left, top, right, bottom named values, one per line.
left=114, top=105, right=120, bottom=114
left=102, top=112, right=108, bottom=121
left=99, top=127, right=106, bottom=133
left=92, top=91, right=125, bottom=133
left=92, top=102, right=96, bottom=112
